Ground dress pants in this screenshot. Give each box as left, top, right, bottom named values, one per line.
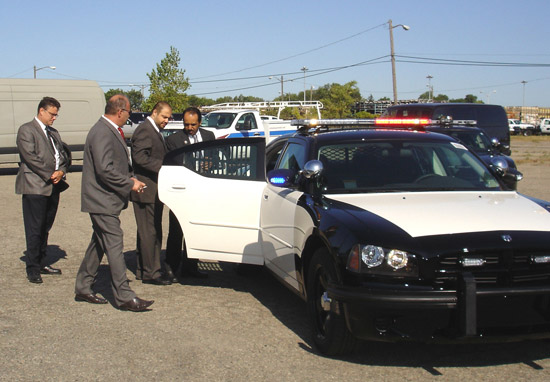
left=22, top=191, right=60, bottom=275
left=75, top=213, right=136, bottom=307
left=133, top=197, right=163, bottom=280
left=165, top=209, right=199, bottom=274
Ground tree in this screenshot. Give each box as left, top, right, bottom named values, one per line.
left=104, top=88, right=144, bottom=111
left=126, top=89, right=144, bottom=111
left=449, top=94, right=483, bottom=103
left=142, top=46, right=190, bottom=112
left=316, top=81, right=362, bottom=118
left=104, top=88, right=125, bottom=103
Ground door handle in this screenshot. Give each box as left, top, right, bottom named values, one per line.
left=171, top=184, right=187, bottom=190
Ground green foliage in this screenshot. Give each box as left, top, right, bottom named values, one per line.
left=104, top=88, right=144, bottom=111
left=142, top=46, right=190, bottom=113
left=354, top=111, right=376, bottom=119
left=188, top=95, right=216, bottom=107
left=316, top=81, right=362, bottom=118
left=449, top=94, right=483, bottom=103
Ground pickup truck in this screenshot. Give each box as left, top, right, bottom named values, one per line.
left=161, top=109, right=296, bottom=142
left=509, top=119, right=537, bottom=136
left=540, top=118, right=550, bottom=134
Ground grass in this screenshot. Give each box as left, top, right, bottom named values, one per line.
left=510, top=135, right=550, bottom=165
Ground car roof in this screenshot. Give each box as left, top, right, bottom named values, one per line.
left=292, top=128, right=458, bottom=145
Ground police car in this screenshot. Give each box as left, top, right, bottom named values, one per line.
left=158, top=119, right=550, bottom=355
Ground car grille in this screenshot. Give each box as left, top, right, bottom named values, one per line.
left=432, top=250, right=550, bottom=288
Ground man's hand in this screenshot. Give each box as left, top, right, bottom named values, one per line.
left=50, top=170, right=64, bottom=184
left=131, top=177, right=147, bottom=193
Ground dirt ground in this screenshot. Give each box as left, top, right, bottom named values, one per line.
left=0, top=136, right=550, bottom=381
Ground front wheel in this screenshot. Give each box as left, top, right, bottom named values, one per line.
left=306, top=248, right=356, bottom=355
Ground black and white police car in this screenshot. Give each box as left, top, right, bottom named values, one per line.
left=158, top=119, right=550, bottom=355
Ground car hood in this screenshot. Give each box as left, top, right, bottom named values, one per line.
left=327, top=191, right=550, bottom=238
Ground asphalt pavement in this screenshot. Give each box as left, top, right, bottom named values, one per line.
left=1, top=149, right=550, bottom=381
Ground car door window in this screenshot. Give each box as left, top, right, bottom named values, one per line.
left=163, top=138, right=266, bottom=181
left=277, top=142, right=306, bottom=172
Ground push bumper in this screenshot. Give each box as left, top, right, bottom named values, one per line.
left=327, top=273, right=550, bottom=342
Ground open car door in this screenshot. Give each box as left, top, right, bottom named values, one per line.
left=158, top=138, right=266, bottom=265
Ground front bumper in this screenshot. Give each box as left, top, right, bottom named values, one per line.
left=327, top=273, right=550, bottom=342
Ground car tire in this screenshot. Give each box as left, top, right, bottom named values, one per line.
left=523, top=129, right=532, bottom=136
left=306, top=248, right=356, bottom=356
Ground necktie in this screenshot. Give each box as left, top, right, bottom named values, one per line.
left=118, top=127, right=125, bottom=140
left=46, top=127, right=56, bottom=150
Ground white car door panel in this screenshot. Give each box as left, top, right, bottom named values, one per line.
left=260, top=183, right=303, bottom=290
left=158, top=138, right=266, bottom=265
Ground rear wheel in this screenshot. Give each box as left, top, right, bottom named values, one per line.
left=306, top=248, right=356, bottom=355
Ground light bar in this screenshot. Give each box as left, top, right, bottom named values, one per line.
left=291, top=119, right=376, bottom=127
left=375, top=118, right=431, bottom=126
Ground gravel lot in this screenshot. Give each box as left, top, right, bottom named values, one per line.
left=1, top=137, right=550, bottom=381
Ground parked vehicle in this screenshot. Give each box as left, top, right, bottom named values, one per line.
left=508, top=119, right=537, bottom=136
left=381, top=103, right=510, bottom=147
left=375, top=117, right=520, bottom=190
left=162, top=109, right=296, bottom=142
left=539, top=118, right=550, bottom=134
left=0, top=78, right=105, bottom=163
left=158, top=119, right=548, bottom=355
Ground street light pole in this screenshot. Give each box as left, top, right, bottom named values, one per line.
left=301, top=67, right=308, bottom=103
left=388, top=19, right=410, bottom=105
left=34, top=65, right=56, bottom=79
left=269, top=76, right=284, bottom=100
left=521, top=80, right=527, bottom=122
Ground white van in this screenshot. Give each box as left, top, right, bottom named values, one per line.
left=0, top=78, right=105, bottom=164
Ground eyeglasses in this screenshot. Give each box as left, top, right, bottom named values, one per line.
left=121, top=109, right=131, bottom=114
left=44, top=109, right=59, bottom=118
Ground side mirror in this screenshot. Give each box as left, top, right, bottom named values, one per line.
left=300, top=160, right=324, bottom=179
left=490, top=157, right=509, bottom=176
left=491, top=138, right=511, bottom=156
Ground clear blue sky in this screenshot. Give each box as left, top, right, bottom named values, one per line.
left=2, top=0, right=549, bottom=107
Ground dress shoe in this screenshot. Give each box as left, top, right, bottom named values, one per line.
left=181, top=268, right=208, bottom=279
left=164, top=268, right=179, bottom=283
left=119, top=297, right=154, bottom=312
left=27, top=273, right=43, bottom=284
left=142, top=276, right=172, bottom=285
left=75, top=293, right=108, bottom=304
left=40, top=265, right=62, bottom=275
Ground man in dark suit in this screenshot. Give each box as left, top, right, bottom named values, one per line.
left=165, top=106, right=215, bottom=280
left=130, top=101, right=172, bottom=285
left=74, top=95, right=153, bottom=312
left=16, top=97, right=69, bottom=284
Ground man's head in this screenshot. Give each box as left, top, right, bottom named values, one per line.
left=150, top=101, right=172, bottom=130
left=183, top=106, right=202, bottom=136
left=37, top=97, right=61, bottom=126
left=104, top=94, right=131, bottom=127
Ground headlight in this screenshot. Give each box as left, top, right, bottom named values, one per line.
left=362, top=245, right=384, bottom=268
left=347, top=244, right=418, bottom=277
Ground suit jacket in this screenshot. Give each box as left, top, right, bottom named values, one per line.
left=165, top=128, right=215, bottom=152
left=15, top=119, right=69, bottom=196
left=81, top=117, right=134, bottom=214
left=130, top=118, right=167, bottom=204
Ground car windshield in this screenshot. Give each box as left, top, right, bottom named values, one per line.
left=317, top=140, right=501, bottom=193
left=201, top=112, right=238, bottom=129
left=442, top=130, right=492, bottom=154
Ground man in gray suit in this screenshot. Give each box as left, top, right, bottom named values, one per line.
left=75, top=95, right=153, bottom=312
left=165, top=106, right=215, bottom=280
left=130, top=101, right=172, bottom=285
left=16, top=97, right=69, bottom=284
